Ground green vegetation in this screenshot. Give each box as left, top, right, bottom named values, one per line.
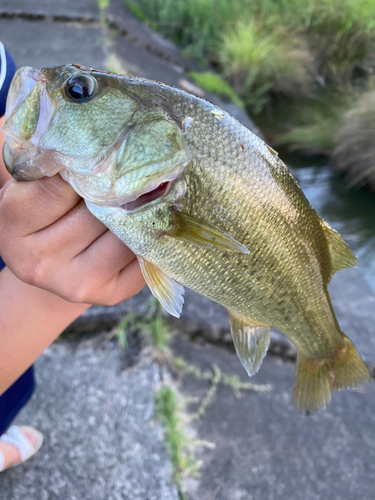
left=333, top=89, right=375, bottom=190
left=116, top=316, right=129, bottom=350
left=115, top=298, right=174, bottom=359
left=155, top=387, right=193, bottom=499
left=127, top=0, right=375, bottom=187
left=124, top=1, right=147, bottom=22
left=188, top=71, right=244, bottom=108
left=98, top=0, right=109, bottom=24
left=117, top=298, right=271, bottom=496
left=144, top=299, right=174, bottom=360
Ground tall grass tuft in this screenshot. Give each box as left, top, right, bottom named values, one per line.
left=219, top=20, right=313, bottom=112
left=135, top=0, right=246, bottom=60
left=333, top=89, right=375, bottom=190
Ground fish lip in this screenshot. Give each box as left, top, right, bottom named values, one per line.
left=120, top=180, right=172, bottom=213
left=10, top=163, right=42, bottom=181
left=67, top=163, right=186, bottom=208
left=5, top=67, right=42, bottom=121
left=3, top=66, right=57, bottom=180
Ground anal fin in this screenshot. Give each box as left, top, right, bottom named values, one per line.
left=228, top=310, right=270, bottom=376
left=138, top=257, right=184, bottom=318
left=167, top=209, right=249, bottom=254
left=320, top=219, right=358, bottom=275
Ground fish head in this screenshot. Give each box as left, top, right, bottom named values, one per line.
left=2, top=64, right=191, bottom=206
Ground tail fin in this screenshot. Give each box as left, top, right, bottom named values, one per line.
left=293, top=334, right=370, bottom=414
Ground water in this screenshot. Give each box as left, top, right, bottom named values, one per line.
left=289, top=162, right=375, bottom=293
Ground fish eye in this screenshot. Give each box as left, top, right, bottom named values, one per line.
left=64, top=75, right=97, bottom=102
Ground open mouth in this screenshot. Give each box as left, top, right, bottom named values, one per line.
left=120, top=181, right=171, bottom=212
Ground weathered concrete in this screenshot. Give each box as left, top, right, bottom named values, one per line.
left=0, top=18, right=107, bottom=70
left=2, top=339, right=178, bottom=500
left=0, top=0, right=100, bottom=20
left=173, top=336, right=375, bottom=500
left=105, top=0, right=195, bottom=71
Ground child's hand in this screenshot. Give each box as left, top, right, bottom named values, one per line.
left=0, top=175, right=145, bottom=305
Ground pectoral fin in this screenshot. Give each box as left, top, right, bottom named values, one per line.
left=167, top=209, right=250, bottom=254
left=138, top=257, right=185, bottom=318
left=228, top=310, right=270, bottom=376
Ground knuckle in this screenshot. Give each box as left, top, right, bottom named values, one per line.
left=35, top=176, right=79, bottom=209
left=93, top=287, right=124, bottom=307
left=65, top=282, right=90, bottom=304
left=17, top=259, right=48, bottom=287
left=102, top=295, right=122, bottom=307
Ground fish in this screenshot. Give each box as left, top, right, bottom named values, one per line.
left=2, top=64, right=370, bottom=413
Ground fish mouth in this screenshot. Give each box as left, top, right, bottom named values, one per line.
left=3, top=66, right=58, bottom=180
left=120, top=181, right=171, bottom=212
left=5, top=66, right=42, bottom=120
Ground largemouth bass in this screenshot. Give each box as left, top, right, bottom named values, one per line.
left=2, top=65, right=370, bottom=413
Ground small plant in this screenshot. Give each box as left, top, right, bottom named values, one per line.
left=144, top=299, right=175, bottom=361
left=188, top=71, right=244, bottom=108
left=155, top=386, right=194, bottom=499
left=124, top=1, right=147, bottom=22
left=174, top=356, right=271, bottom=421
left=97, top=0, right=110, bottom=24
left=115, top=298, right=174, bottom=359
left=116, top=316, right=130, bottom=350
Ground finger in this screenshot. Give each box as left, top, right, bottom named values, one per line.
left=0, top=175, right=80, bottom=236
left=38, top=230, right=139, bottom=303
left=29, top=199, right=108, bottom=260
left=92, top=258, right=146, bottom=306
left=74, top=229, right=137, bottom=284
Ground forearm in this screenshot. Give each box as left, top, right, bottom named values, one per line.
left=0, top=267, right=89, bottom=395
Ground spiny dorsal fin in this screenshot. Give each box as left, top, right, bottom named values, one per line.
left=228, top=310, right=270, bottom=376
left=320, top=219, right=358, bottom=275
left=138, top=257, right=184, bottom=318
left=167, top=209, right=250, bottom=254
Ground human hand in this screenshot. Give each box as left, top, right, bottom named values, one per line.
left=0, top=175, right=145, bottom=305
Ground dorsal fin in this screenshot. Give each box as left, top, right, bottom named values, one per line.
left=320, top=219, right=358, bottom=276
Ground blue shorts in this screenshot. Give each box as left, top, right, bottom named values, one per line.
left=0, top=44, right=35, bottom=434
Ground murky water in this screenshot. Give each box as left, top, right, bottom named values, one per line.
left=289, top=162, right=375, bottom=293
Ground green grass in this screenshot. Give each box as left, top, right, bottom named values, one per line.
left=124, top=1, right=147, bottom=22
left=188, top=71, right=244, bottom=108
left=115, top=298, right=174, bottom=359
left=155, top=386, right=192, bottom=499
left=219, top=20, right=312, bottom=112
left=144, top=298, right=174, bottom=359
left=333, top=89, right=375, bottom=189
left=130, top=0, right=375, bottom=167
left=98, top=0, right=110, bottom=24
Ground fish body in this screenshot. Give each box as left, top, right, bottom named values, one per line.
left=2, top=65, right=370, bottom=412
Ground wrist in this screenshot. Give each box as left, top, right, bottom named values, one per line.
left=0, top=267, right=89, bottom=394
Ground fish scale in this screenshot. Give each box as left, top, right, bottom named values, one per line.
left=3, top=64, right=370, bottom=413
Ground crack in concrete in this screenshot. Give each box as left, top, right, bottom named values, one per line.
left=105, top=20, right=186, bottom=70
left=0, top=11, right=99, bottom=25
